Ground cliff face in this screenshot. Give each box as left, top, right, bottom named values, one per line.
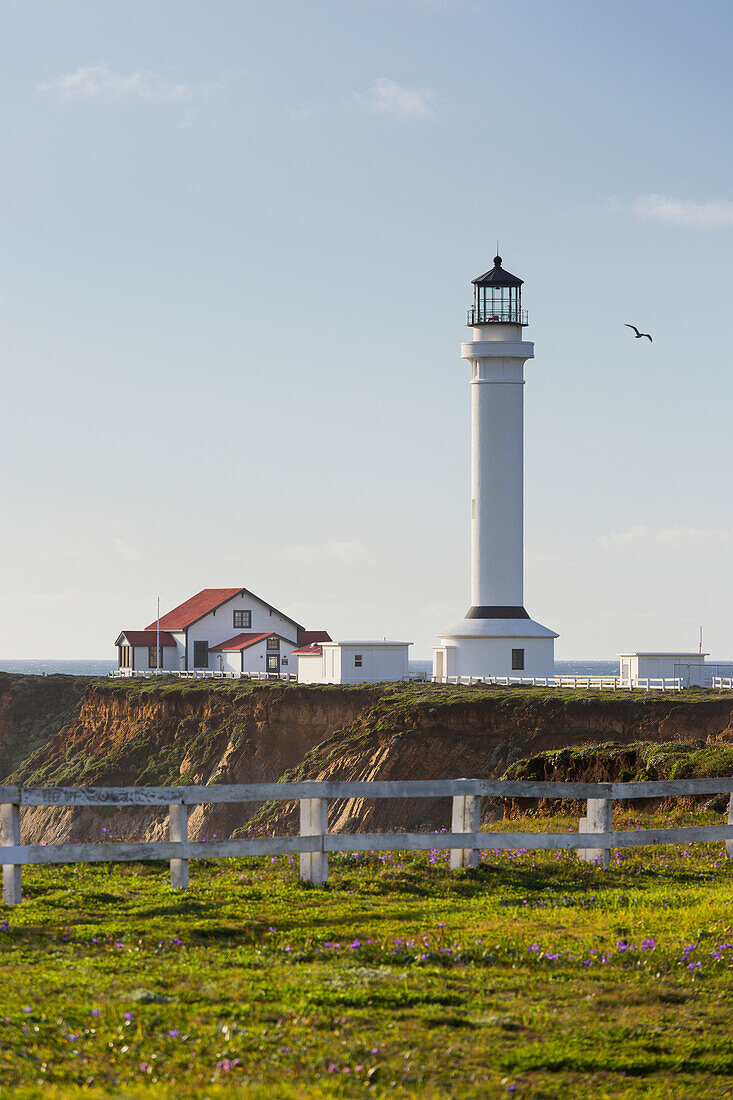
left=4, top=678, right=733, bottom=843
left=245, top=690, right=733, bottom=835
left=0, top=673, right=89, bottom=779
left=12, top=681, right=378, bottom=843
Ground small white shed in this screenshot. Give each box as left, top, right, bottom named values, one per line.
left=618, top=652, right=708, bottom=687
left=293, top=640, right=412, bottom=684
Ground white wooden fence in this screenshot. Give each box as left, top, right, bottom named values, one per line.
left=108, top=671, right=685, bottom=691
left=2, top=778, right=732, bottom=904
left=432, top=675, right=683, bottom=692
left=109, top=669, right=299, bottom=682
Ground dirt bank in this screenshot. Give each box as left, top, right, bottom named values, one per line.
left=4, top=677, right=731, bottom=842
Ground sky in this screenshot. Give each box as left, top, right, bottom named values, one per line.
left=2, top=0, right=733, bottom=660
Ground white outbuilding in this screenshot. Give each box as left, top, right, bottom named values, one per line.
left=293, top=641, right=412, bottom=684
left=618, top=652, right=708, bottom=688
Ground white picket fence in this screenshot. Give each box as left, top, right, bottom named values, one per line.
left=108, top=671, right=686, bottom=691
left=2, top=777, right=732, bottom=904
left=432, top=675, right=683, bottom=692
left=109, top=669, right=299, bottom=682
left=712, top=678, right=733, bottom=690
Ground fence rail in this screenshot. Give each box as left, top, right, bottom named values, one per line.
left=2, top=778, right=732, bottom=904
left=432, top=675, right=683, bottom=692
left=109, top=669, right=300, bottom=681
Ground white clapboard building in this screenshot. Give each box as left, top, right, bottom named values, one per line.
left=292, top=640, right=411, bottom=684
left=116, top=588, right=329, bottom=675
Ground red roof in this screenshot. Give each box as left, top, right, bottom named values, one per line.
left=291, top=643, right=324, bottom=656
left=146, top=589, right=242, bottom=630
left=146, top=587, right=303, bottom=631
left=209, top=632, right=271, bottom=652
left=297, top=630, right=332, bottom=646
left=116, top=630, right=177, bottom=647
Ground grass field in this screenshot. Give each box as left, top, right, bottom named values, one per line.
left=1, top=808, right=732, bottom=1098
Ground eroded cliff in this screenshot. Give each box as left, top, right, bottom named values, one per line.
left=3, top=676, right=733, bottom=843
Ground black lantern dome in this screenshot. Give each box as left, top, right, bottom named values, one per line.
left=468, top=255, right=527, bottom=326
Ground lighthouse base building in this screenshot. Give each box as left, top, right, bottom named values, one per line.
left=433, top=255, right=558, bottom=681
left=433, top=617, right=556, bottom=681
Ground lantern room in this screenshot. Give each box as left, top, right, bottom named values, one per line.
left=468, top=255, right=527, bottom=326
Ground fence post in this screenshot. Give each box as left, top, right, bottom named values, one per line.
left=577, top=797, right=612, bottom=869
left=169, top=804, right=189, bottom=890
left=727, top=793, right=733, bottom=862
left=450, top=793, right=480, bottom=870
left=299, top=794, right=328, bottom=885
left=1, top=801, right=22, bottom=905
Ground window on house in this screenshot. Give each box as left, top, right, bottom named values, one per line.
left=193, top=641, right=209, bottom=668
left=120, top=645, right=132, bottom=668
left=511, top=648, right=525, bottom=671
left=234, top=610, right=251, bottom=629
left=354, top=654, right=363, bottom=668
left=267, top=635, right=280, bottom=651
left=148, top=646, right=163, bottom=669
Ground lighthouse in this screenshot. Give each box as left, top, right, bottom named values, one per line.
left=433, top=256, right=558, bottom=681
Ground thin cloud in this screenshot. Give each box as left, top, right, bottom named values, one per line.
left=285, top=104, right=318, bottom=121
left=598, top=525, right=733, bottom=553
left=113, top=537, right=140, bottom=561
left=38, top=63, right=223, bottom=106
left=632, top=194, right=733, bottom=228
left=279, top=541, right=373, bottom=564
left=355, top=78, right=434, bottom=119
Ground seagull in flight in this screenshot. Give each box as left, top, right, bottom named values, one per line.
left=625, top=324, right=652, bottom=342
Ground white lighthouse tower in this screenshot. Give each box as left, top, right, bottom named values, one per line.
left=433, top=255, right=557, bottom=681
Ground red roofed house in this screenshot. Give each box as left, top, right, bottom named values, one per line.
left=115, top=588, right=329, bottom=676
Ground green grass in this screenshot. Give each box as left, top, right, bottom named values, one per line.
left=1, top=808, right=732, bottom=1098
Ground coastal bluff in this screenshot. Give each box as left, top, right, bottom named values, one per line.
left=2, top=673, right=733, bottom=843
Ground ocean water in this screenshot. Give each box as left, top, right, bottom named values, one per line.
left=2, top=658, right=731, bottom=679
left=0, top=659, right=117, bottom=677
left=2, top=657, right=621, bottom=677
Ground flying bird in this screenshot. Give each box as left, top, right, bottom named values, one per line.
left=625, top=324, right=652, bottom=342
